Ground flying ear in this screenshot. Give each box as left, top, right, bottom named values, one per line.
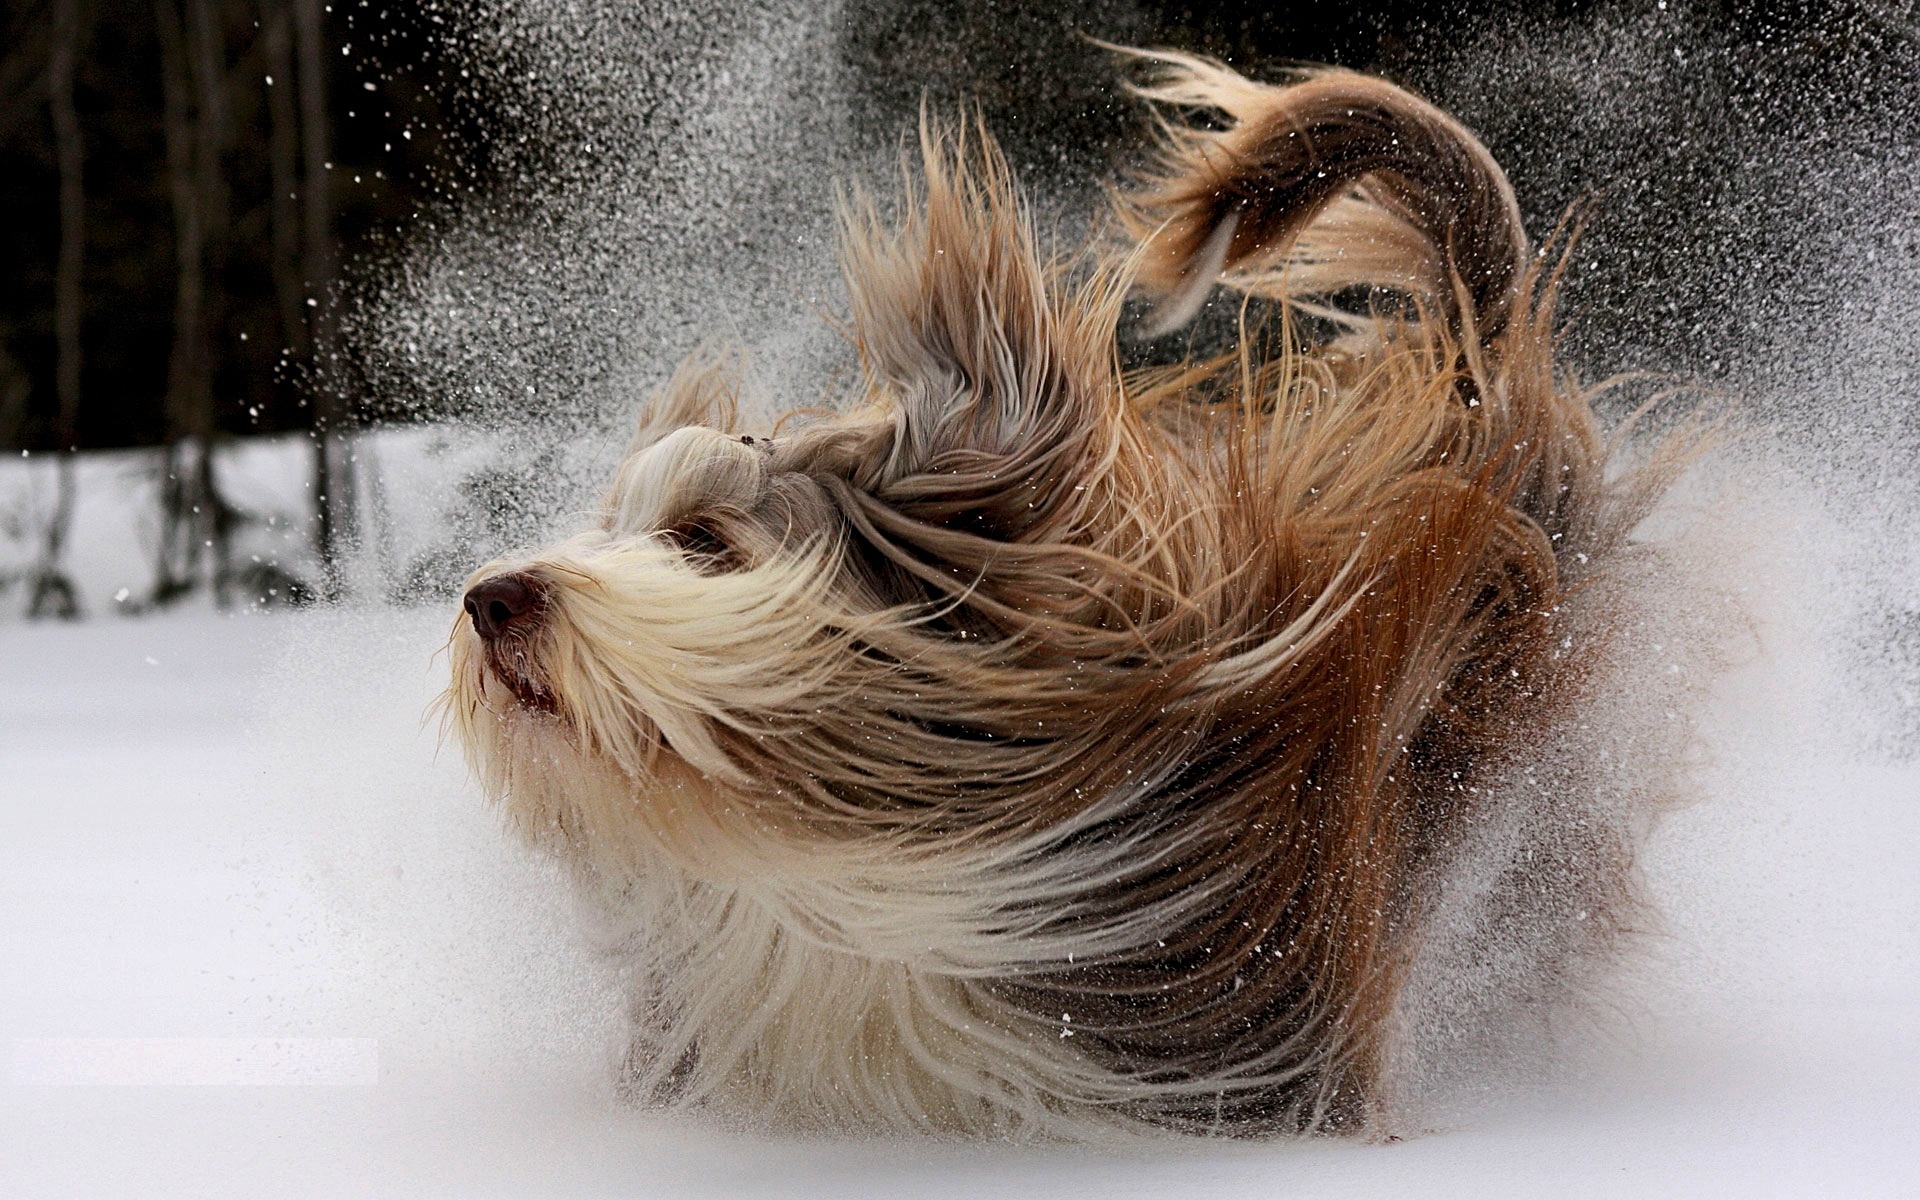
left=625, top=350, right=742, bottom=457
left=835, top=117, right=1126, bottom=541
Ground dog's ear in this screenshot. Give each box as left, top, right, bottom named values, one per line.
left=626, top=350, right=741, bottom=456
left=834, top=119, right=1125, bottom=541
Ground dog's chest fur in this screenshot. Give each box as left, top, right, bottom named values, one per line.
left=578, top=840, right=1125, bottom=1136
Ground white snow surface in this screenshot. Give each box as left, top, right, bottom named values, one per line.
left=2, top=448, right=1917, bottom=1197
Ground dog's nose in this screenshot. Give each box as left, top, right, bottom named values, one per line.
left=464, top=573, right=544, bottom=640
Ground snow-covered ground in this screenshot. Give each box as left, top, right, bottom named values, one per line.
left=2, top=445, right=1917, bottom=1197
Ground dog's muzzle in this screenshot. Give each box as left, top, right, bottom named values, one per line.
left=464, top=572, right=546, bottom=641
left=463, top=571, right=559, bottom=713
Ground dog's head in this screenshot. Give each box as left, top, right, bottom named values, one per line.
left=444, top=129, right=1192, bottom=882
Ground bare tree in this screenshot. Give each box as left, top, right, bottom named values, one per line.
left=262, top=0, right=305, bottom=360
left=293, top=0, right=354, bottom=598
left=151, top=0, right=240, bottom=607
left=27, top=0, right=86, bottom=619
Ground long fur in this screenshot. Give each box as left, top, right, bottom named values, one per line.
left=444, top=50, right=1688, bottom=1139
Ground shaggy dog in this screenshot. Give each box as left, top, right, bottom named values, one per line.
left=446, top=50, right=1687, bottom=1138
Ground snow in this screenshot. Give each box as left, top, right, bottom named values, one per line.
left=3, top=460, right=1917, bottom=1195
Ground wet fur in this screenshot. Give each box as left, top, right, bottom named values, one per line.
left=445, top=50, right=1688, bottom=1138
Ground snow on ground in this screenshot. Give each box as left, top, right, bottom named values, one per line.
left=0, top=428, right=506, bottom=617
left=1, top=447, right=1917, bottom=1197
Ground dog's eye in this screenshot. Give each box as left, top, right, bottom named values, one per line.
left=660, top=520, right=739, bottom=571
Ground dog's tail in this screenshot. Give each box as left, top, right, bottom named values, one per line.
left=1117, top=49, right=1528, bottom=343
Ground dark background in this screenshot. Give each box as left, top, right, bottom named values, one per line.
left=2, top=0, right=1916, bottom=610
left=5, top=0, right=1914, bottom=453
left=1, top=0, right=495, bottom=450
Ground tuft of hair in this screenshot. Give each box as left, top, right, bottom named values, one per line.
left=442, top=49, right=1704, bottom=1141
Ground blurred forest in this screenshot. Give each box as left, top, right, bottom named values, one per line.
left=2, top=0, right=499, bottom=610
left=1, top=0, right=1913, bottom=615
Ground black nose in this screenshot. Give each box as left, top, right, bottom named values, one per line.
left=463, top=573, right=544, bottom=640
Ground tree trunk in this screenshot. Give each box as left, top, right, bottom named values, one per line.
left=293, top=0, right=354, bottom=598
left=262, top=0, right=305, bottom=359
left=30, top=0, right=87, bottom=619
left=185, top=0, right=234, bottom=603
left=150, top=0, right=244, bottom=608
left=153, top=0, right=208, bottom=605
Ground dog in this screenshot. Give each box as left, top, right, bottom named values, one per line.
left=445, top=49, right=1686, bottom=1139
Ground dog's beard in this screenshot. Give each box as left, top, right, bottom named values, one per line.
left=477, top=629, right=557, bottom=714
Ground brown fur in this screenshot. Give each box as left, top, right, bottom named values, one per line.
left=444, top=50, right=1682, bottom=1138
